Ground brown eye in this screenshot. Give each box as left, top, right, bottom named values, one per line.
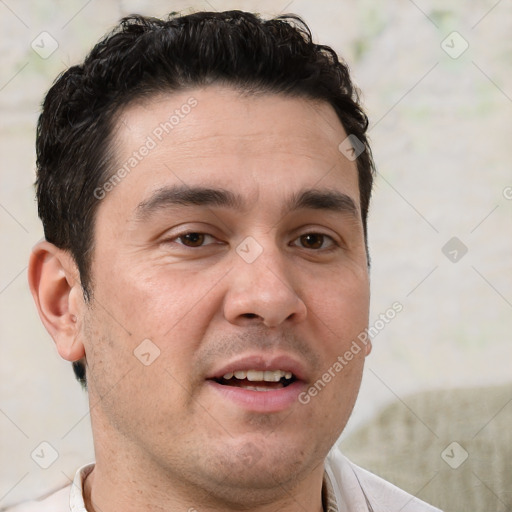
left=179, top=233, right=206, bottom=247
left=299, top=234, right=325, bottom=249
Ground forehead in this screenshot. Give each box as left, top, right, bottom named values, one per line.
left=101, top=85, right=360, bottom=218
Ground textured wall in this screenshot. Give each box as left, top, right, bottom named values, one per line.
left=0, top=0, right=511, bottom=510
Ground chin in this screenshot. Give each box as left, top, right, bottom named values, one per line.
left=206, top=437, right=324, bottom=490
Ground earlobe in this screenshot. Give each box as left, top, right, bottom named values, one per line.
left=28, top=241, right=85, bottom=362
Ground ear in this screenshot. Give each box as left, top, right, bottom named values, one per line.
left=364, top=340, right=372, bottom=357
left=28, top=240, right=85, bottom=362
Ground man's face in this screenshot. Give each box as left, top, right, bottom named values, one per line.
left=81, top=86, right=370, bottom=495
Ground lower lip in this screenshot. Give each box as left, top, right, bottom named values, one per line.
left=206, top=380, right=305, bottom=413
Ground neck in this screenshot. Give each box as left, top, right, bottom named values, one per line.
left=84, top=396, right=328, bottom=512
left=83, top=452, right=326, bottom=512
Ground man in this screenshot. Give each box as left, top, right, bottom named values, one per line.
left=18, top=10, right=441, bottom=512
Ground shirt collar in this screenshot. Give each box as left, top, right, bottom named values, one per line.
left=322, top=467, right=339, bottom=512
left=70, top=462, right=94, bottom=512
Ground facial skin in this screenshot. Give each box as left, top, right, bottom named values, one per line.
left=29, top=86, right=371, bottom=512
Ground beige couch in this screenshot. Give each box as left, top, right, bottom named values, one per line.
left=340, top=383, right=512, bottom=511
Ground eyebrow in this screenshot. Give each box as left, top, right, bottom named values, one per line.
left=135, top=185, right=243, bottom=221
left=287, top=189, right=359, bottom=218
left=134, top=185, right=359, bottom=221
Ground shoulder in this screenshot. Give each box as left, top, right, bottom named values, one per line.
left=2, top=462, right=94, bottom=512
left=325, top=448, right=443, bottom=512
left=2, top=485, right=70, bottom=512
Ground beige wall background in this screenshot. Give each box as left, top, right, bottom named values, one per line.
left=1, top=0, right=511, bottom=510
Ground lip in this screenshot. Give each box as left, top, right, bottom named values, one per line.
left=206, top=379, right=305, bottom=413
left=205, top=353, right=308, bottom=413
left=206, top=353, right=308, bottom=381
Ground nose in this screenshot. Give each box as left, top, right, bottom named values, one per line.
left=222, top=245, right=307, bottom=328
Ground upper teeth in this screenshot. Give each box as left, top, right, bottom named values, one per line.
left=223, top=370, right=293, bottom=382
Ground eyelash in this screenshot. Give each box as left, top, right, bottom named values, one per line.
left=172, top=232, right=221, bottom=248
left=169, top=231, right=338, bottom=251
left=290, top=233, right=337, bottom=251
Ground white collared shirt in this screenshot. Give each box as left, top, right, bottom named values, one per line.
left=4, top=449, right=442, bottom=512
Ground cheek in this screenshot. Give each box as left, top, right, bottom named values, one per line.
left=310, top=271, right=370, bottom=340
left=85, top=265, right=230, bottom=403
left=305, top=271, right=369, bottom=405
left=82, top=306, right=196, bottom=434
left=94, top=262, right=215, bottom=342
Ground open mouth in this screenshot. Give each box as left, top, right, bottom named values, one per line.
left=213, top=369, right=297, bottom=391
left=206, top=361, right=305, bottom=412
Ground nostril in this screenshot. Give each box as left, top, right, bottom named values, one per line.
left=242, top=313, right=259, bottom=319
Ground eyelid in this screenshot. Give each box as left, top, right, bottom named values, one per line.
left=179, top=233, right=217, bottom=245
left=289, top=231, right=340, bottom=251
left=159, top=224, right=225, bottom=246
left=292, top=225, right=341, bottom=241
left=171, top=232, right=221, bottom=245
